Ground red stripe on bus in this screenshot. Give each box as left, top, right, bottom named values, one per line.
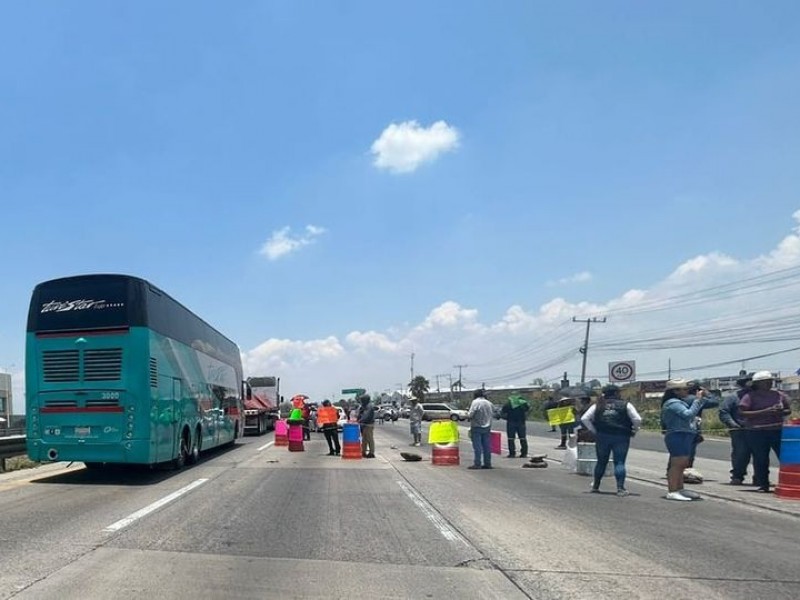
left=40, top=406, right=125, bottom=413
left=36, top=328, right=130, bottom=338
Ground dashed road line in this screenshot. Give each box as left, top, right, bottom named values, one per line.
left=257, top=441, right=275, bottom=452
left=103, top=478, right=209, bottom=532
left=396, top=479, right=470, bottom=546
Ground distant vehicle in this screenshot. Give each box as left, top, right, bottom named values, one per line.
left=25, top=274, right=243, bottom=470
left=399, top=406, right=411, bottom=418
left=420, top=403, right=468, bottom=421
left=378, top=404, right=399, bottom=421
left=243, top=376, right=280, bottom=435
left=336, top=407, right=347, bottom=430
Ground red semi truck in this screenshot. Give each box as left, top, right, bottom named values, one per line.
left=243, top=376, right=281, bottom=435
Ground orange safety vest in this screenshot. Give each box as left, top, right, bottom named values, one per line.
left=317, top=406, right=339, bottom=426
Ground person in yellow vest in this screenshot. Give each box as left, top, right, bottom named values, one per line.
left=317, top=400, right=341, bottom=456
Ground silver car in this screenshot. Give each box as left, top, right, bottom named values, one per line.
left=420, top=403, right=468, bottom=421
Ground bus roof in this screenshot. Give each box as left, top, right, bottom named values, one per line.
left=28, top=274, right=240, bottom=365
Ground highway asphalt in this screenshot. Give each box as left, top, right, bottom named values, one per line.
left=0, top=422, right=798, bottom=599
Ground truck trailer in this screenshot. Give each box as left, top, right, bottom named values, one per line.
left=243, top=376, right=281, bottom=435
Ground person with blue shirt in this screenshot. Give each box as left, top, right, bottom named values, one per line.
left=661, top=379, right=709, bottom=501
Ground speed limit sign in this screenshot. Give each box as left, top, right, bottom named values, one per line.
left=609, top=361, right=636, bottom=383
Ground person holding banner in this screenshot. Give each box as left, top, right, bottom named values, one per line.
left=554, top=398, right=577, bottom=449
left=467, top=389, right=494, bottom=469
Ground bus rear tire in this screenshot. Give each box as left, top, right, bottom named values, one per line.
left=187, top=427, right=201, bottom=465
left=173, top=430, right=190, bottom=470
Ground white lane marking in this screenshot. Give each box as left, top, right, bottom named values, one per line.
left=103, top=478, right=209, bottom=533
left=396, top=480, right=469, bottom=546
left=257, top=441, right=274, bottom=451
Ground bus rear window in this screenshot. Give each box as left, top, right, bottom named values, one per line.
left=29, top=279, right=132, bottom=332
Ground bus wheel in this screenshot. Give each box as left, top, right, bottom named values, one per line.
left=173, top=430, right=190, bottom=470
left=187, top=427, right=201, bottom=465
left=84, top=462, right=105, bottom=470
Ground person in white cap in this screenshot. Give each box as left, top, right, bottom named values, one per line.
left=737, top=371, right=791, bottom=492
left=660, top=379, right=710, bottom=501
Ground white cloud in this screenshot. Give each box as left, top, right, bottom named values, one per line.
left=669, top=252, right=738, bottom=279
left=259, top=225, right=326, bottom=261
left=416, top=301, right=482, bottom=332
left=236, top=210, right=800, bottom=401
left=371, top=120, right=459, bottom=174
left=345, top=331, right=402, bottom=354
left=546, top=271, right=593, bottom=287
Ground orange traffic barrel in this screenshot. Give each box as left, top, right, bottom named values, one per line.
left=776, top=421, right=800, bottom=500
left=341, top=442, right=362, bottom=460
left=431, top=443, right=460, bottom=466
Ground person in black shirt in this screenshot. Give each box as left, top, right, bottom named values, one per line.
left=500, top=394, right=530, bottom=458
left=581, top=385, right=642, bottom=496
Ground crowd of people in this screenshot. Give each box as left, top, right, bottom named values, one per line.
left=290, top=372, right=794, bottom=501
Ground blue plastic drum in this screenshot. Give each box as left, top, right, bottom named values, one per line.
left=343, top=422, right=361, bottom=444
left=780, top=424, right=800, bottom=464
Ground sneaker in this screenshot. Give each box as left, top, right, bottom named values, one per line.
left=616, top=489, right=630, bottom=497
left=519, top=454, right=528, bottom=459
left=590, top=484, right=600, bottom=493
left=729, top=478, right=744, bottom=485
left=665, top=491, right=692, bottom=501
left=554, top=445, right=566, bottom=450
left=505, top=454, right=516, bottom=459
left=481, top=465, right=493, bottom=469
left=468, top=465, right=482, bottom=470
left=756, top=487, right=771, bottom=493
left=680, top=489, right=701, bottom=499
left=414, top=442, right=421, bottom=447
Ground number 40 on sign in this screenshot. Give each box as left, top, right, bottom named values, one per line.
left=609, top=361, right=636, bottom=383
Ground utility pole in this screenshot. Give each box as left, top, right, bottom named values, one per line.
left=668, top=358, right=672, bottom=379
left=572, top=317, right=607, bottom=385
left=453, top=364, right=467, bottom=389
left=410, top=352, right=415, bottom=382
left=447, top=373, right=454, bottom=403
left=453, top=364, right=467, bottom=405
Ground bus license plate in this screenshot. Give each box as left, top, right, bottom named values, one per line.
left=74, top=426, right=91, bottom=437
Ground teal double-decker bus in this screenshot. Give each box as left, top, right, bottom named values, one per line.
left=26, top=274, right=244, bottom=469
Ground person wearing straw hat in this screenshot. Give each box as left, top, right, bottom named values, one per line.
left=738, top=371, right=791, bottom=492
left=661, top=379, right=710, bottom=501
left=718, top=372, right=754, bottom=485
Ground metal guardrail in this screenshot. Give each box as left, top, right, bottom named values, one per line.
left=0, top=434, right=28, bottom=464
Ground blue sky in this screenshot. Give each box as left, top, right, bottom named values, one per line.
left=2, top=2, right=800, bottom=406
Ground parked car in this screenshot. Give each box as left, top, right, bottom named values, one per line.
left=420, top=403, right=468, bottom=421
left=378, top=404, right=399, bottom=421
left=399, top=406, right=411, bottom=418
left=336, top=407, right=347, bottom=431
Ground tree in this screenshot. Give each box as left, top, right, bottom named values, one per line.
left=530, top=378, right=545, bottom=388
left=408, top=375, right=430, bottom=402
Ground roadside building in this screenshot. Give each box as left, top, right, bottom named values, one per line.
left=0, top=373, right=11, bottom=430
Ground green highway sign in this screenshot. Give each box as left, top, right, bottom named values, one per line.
left=341, top=388, right=366, bottom=395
